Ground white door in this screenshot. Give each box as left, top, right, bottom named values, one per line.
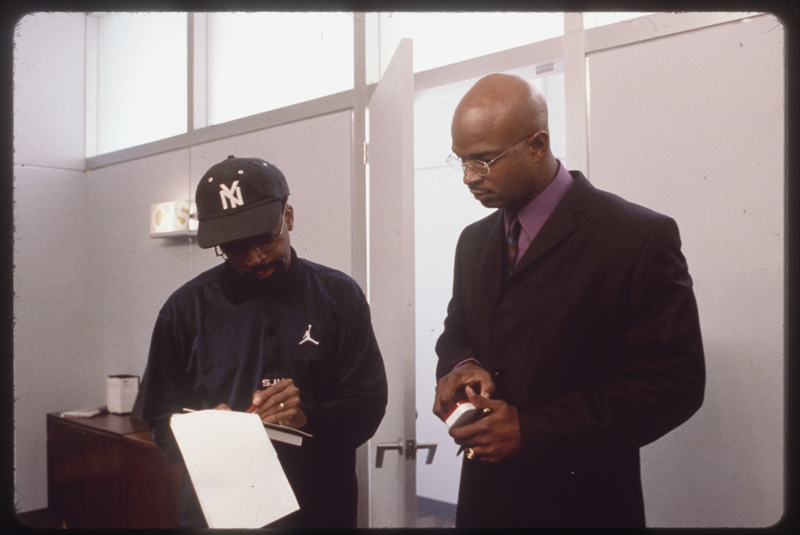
left=365, top=39, right=418, bottom=528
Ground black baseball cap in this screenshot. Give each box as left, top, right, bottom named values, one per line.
left=195, top=155, right=290, bottom=249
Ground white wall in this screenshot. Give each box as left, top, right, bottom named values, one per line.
left=586, top=14, right=784, bottom=527
left=84, top=149, right=199, bottom=382
left=13, top=12, right=88, bottom=513
left=13, top=13, right=86, bottom=170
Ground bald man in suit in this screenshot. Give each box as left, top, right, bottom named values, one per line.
left=433, top=74, right=705, bottom=528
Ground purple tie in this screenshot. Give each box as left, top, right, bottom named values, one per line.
left=507, top=216, right=521, bottom=276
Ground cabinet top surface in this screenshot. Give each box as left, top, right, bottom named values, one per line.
left=48, top=412, right=150, bottom=436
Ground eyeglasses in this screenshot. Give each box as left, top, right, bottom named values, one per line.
left=215, top=207, right=286, bottom=261
left=446, top=133, right=540, bottom=177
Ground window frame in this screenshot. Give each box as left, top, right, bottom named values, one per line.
left=85, top=11, right=759, bottom=170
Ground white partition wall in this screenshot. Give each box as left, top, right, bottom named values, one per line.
left=12, top=13, right=89, bottom=513
left=585, top=14, right=784, bottom=527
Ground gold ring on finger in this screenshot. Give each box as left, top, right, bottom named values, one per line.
left=280, top=402, right=285, bottom=411
left=466, top=448, right=475, bottom=460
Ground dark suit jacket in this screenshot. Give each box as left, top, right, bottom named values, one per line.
left=436, top=171, right=705, bottom=528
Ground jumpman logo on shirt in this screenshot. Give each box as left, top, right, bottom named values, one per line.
left=299, top=324, right=320, bottom=346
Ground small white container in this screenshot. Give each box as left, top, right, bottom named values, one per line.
left=107, top=375, right=139, bottom=414
left=444, top=400, right=479, bottom=428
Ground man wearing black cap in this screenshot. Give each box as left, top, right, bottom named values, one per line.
left=141, top=155, right=388, bottom=529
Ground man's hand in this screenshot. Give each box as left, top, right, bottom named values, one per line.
left=433, top=361, right=495, bottom=420
left=249, top=379, right=308, bottom=429
left=449, top=385, right=521, bottom=463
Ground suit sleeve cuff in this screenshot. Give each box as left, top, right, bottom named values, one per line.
left=436, top=347, right=480, bottom=380
left=454, top=358, right=482, bottom=370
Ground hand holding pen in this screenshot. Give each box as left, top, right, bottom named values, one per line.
left=246, top=378, right=308, bottom=429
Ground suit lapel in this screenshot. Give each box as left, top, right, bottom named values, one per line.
left=476, top=212, right=506, bottom=301
left=508, top=171, right=594, bottom=279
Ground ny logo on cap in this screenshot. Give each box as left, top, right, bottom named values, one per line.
left=219, top=180, right=244, bottom=210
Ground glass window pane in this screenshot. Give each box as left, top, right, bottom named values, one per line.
left=583, top=12, right=653, bottom=29
left=94, top=13, right=187, bottom=155
left=374, top=12, right=563, bottom=82
left=207, top=12, right=354, bottom=125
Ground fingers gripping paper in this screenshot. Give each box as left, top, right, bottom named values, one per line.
left=170, top=410, right=299, bottom=528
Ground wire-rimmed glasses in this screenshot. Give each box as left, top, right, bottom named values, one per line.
left=446, top=132, right=541, bottom=177
left=215, top=207, right=286, bottom=261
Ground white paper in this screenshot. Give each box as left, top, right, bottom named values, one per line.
left=59, top=407, right=105, bottom=418
left=170, top=410, right=299, bottom=528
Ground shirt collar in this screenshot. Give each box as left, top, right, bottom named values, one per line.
left=504, top=159, right=574, bottom=236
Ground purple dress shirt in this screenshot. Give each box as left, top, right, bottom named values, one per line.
left=504, top=160, right=574, bottom=268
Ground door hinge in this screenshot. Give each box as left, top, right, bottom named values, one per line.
left=363, top=141, right=369, bottom=166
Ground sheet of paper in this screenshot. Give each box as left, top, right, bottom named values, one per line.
left=170, top=410, right=298, bottom=528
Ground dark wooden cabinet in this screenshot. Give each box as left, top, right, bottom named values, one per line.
left=47, top=412, right=182, bottom=529
left=121, top=430, right=183, bottom=528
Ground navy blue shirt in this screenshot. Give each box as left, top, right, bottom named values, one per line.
left=141, top=249, right=387, bottom=528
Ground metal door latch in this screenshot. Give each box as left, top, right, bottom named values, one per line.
left=376, top=438, right=438, bottom=467
left=375, top=438, right=404, bottom=468
left=407, top=440, right=437, bottom=464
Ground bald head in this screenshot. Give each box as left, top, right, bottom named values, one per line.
left=450, top=73, right=558, bottom=211
left=453, top=73, right=549, bottom=145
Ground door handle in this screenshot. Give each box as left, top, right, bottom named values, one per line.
left=404, top=439, right=438, bottom=464
left=415, top=442, right=438, bottom=464
left=375, top=438, right=404, bottom=468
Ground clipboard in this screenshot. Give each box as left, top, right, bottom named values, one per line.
left=170, top=410, right=299, bottom=528
left=263, top=421, right=312, bottom=446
